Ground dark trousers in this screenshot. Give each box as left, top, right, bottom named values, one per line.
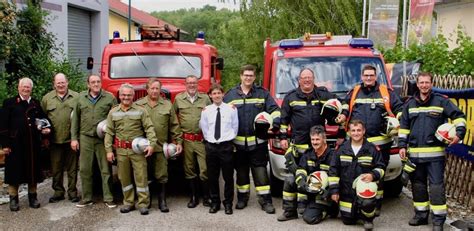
left=235, top=144, right=271, bottom=203
left=410, top=159, right=446, bottom=225
left=205, top=141, right=234, bottom=206
left=50, top=143, right=78, bottom=198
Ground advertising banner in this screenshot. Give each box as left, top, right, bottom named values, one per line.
left=407, top=0, right=435, bottom=46
left=367, top=0, right=399, bottom=48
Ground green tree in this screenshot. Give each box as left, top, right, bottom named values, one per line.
left=1, top=1, right=85, bottom=103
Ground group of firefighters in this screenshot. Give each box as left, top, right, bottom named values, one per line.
left=0, top=63, right=466, bottom=231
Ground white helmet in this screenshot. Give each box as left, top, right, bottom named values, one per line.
left=352, top=175, right=378, bottom=199
left=321, top=99, right=342, bottom=124
left=254, top=112, right=273, bottom=139
left=96, top=120, right=108, bottom=139
left=163, top=142, right=178, bottom=160
left=384, top=116, right=400, bottom=137
left=131, top=137, right=150, bottom=154
left=35, top=118, right=51, bottom=130
left=307, top=171, right=329, bottom=193
left=435, top=123, right=456, bottom=144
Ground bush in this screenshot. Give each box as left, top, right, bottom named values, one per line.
left=381, top=26, right=474, bottom=76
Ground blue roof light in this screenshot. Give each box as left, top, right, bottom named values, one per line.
left=197, top=31, right=205, bottom=39
left=349, top=38, right=374, bottom=48
left=113, top=31, right=120, bottom=39
left=279, top=39, right=304, bottom=49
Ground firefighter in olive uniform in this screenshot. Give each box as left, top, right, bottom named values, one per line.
left=41, top=73, right=79, bottom=203
left=329, top=120, right=386, bottom=231
left=105, top=84, right=157, bottom=215
left=173, top=75, right=212, bottom=208
left=223, top=64, right=280, bottom=214
left=71, top=74, right=117, bottom=208
left=278, top=125, right=338, bottom=224
left=342, top=64, right=403, bottom=214
left=280, top=68, right=346, bottom=212
left=135, top=78, right=183, bottom=213
left=399, top=73, right=466, bottom=231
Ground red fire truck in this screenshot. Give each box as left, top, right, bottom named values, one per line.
left=263, top=33, right=403, bottom=197
left=91, top=25, right=223, bottom=101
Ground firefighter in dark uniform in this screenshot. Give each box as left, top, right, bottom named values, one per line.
left=278, top=125, right=338, bottom=224
left=399, top=72, right=466, bottom=231
left=223, top=64, right=280, bottom=214
left=329, top=120, right=386, bottom=230
left=280, top=68, right=345, bottom=212
left=342, top=64, right=403, bottom=214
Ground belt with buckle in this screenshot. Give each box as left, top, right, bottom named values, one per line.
left=183, top=132, right=203, bottom=142
left=114, top=138, right=132, bottom=149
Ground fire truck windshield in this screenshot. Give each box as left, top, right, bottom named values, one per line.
left=110, top=55, right=202, bottom=78
left=274, top=56, right=387, bottom=99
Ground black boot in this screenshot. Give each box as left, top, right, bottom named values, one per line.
left=187, top=179, right=199, bottom=208
left=201, top=180, right=210, bottom=207
left=158, top=183, right=169, bottom=213
left=9, top=195, right=19, bottom=212
left=28, top=193, right=41, bottom=208
left=235, top=192, right=249, bottom=209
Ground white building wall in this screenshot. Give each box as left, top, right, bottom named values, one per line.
left=17, top=0, right=109, bottom=74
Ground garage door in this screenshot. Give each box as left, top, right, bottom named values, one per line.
left=68, top=6, right=91, bottom=72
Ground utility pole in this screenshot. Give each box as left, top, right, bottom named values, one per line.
left=128, top=0, right=131, bottom=41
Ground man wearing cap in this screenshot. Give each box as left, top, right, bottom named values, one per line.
left=173, top=75, right=211, bottom=208
left=41, top=73, right=79, bottom=203
left=329, top=119, right=385, bottom=230
left=105, top=83, right=157, bottom=215
left=398, top=72, right=466, bottom=231
left=71, top=74, right=117, bottom=208
left=135, top=78, right=182, bottom=212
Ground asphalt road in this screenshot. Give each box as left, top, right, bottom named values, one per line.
left=0, top=177, right=445, bottom=231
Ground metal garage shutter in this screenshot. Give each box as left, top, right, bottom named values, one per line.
left=68, top=6, right=91, bottom=72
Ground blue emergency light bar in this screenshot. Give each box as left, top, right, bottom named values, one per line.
left=349, top=38, right=374, bottom=48
left=279, top=39, right=304, bottom=49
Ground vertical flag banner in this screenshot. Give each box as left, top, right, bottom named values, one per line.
left=368, top=0, right=400, bottom=48
left=408, top=0, right=435, bottom=45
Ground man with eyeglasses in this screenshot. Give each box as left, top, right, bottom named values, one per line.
left=223, top=64, right=280, bottom=214
left=173, top=75, right=211, bottom=208
left=341, top=64, right=403, bottom=215
left=278, top=68, right=345, bottom=221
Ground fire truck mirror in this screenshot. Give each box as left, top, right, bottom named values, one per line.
left=87, top=57, right=94, bottom=70
left=216, top=57, right=224, bottom=70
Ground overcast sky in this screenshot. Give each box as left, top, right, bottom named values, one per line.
left=121, top=0, right=240, bottom=12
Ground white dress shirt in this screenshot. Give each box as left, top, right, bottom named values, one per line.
left=199, top=102, right=238, bottom=143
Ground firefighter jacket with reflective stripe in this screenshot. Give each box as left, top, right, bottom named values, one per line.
left=295, top=147, right=335, bottom=185
left=398, top=91, right=466, bottom=162
left=280, top=86, right=338, bottom=145
left=328, top=139, right=386, bottom=198
left=343, top=82, right=403, bottom=139
left=224, top=84, right=280, bottom=150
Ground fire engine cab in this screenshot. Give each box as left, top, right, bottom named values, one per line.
left=263, top=33, right=403, bottom=197
left=91, top=25, right=223, bottom=101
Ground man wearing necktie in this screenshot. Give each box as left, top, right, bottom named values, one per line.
left=200, top=84, right=239, bottom=215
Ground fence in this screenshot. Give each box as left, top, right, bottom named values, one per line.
left=402, top=74, right=474, bottom=211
